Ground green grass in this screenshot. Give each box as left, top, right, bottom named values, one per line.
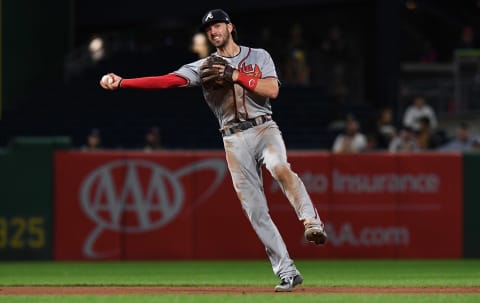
left=1, top=260, right=479, bottom=286
left=0, top=260, right=479, bottom=302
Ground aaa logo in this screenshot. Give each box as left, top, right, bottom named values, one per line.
left=79, top=158, right=226, bottom=258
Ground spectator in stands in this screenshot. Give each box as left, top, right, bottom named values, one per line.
left=82, top=128, right=102, bottom=151
left=144, top=126, right=162, bottom=152
left=321, top=25, right=350, bottom=114
left=403, top=95, right=438, bottom=132
left=283, top=24, right=310, bottom=86
left=332, top=115, right=367, bottom=153
left=389, top=125, right=418, bottom=153
left=457, top=26, right=477, bottom=50
left=375, top=107, right=397, bottom=149
left=415, top=116, right=434, bottom=150
left=472, top=137, right=480, bottom=152
left=256, top=26, right=278, bottom=62
left=321, top=25, right=349, bottom=64
left=437, top=122, right=476, bottom=152
left=364, top=133, right=379, bottom=152
left=191, top=32, right=210, bottom=59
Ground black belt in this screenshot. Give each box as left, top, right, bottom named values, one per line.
left=221, top=115, right=272, bottom=137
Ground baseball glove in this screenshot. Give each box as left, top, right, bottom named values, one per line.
left=200, top=55, right=234, bottom=89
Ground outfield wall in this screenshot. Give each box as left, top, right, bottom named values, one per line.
left=1, top=144, right=478, bottom=260
left=0, top=138, right=70, bottom=260
left=53, top=151, right=463, bottom=260
left=463, top=154, right=480, bottom=258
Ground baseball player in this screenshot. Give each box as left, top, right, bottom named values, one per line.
left=100, top=9, right=327, bottom=292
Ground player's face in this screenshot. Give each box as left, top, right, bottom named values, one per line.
left=205, top=22, right=231, bottom=48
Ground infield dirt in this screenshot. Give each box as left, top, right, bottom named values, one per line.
left=1, top=286, right=480, bottom=295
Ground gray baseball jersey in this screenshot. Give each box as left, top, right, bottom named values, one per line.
left=175, top=45, right=324, bottom=280
left=174, top=46, right=276, bottom=128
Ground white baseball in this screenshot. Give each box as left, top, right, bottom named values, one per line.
left=102, top=75, right=114, bottom=84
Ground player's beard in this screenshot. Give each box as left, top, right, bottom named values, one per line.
left=209, top=28, right=231, bottom=49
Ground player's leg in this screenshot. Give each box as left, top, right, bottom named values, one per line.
left=223, top=133, right=300, bottom=281
left=257, top=121, right=327, bottom=245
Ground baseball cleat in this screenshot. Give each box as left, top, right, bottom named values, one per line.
left=274, top=274, right=304, bottom=292
left=304, top=223, right=328, bottom=245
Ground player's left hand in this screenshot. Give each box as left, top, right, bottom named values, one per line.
left=200, top=56, right=235, bottom=89
left=210, top=64, right=237, bottom=82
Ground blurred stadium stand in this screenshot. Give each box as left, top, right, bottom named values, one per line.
left=1, top=0, right=479, bottom=149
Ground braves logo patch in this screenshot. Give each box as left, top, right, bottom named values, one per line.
left=238, top=63, right=262, bottom=78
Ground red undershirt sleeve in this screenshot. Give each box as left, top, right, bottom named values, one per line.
left=120, top=73, right=188, bottom=89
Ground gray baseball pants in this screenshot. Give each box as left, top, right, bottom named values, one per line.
left=222, top=120, right=320, bottom=279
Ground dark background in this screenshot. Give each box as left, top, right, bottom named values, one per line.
left=0, top=0, right=478, bottom=149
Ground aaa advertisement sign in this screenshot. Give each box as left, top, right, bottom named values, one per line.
left=263, top=153, right=462, bottom=258
left=54, top=151, right=462, bottom=260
